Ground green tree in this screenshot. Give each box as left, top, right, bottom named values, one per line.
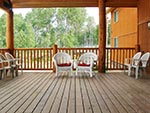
left=14, top=14, right=35, bottom=48
left=0, top=14, right=6, bottom=48
left=25, top=8, right=57, bottom=47
left=0, top=8, right=99, bottom=48
left=56, top=8, right=87, bottom=47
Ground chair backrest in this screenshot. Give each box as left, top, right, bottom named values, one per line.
left=133, top=52, right=142, bottom=59
left=79, top=52, right=98, bottom=65
left=132, top=52, right=142, bottom=66
left=53, top=52, right=72, bottom=65
left=0, top=53, right=6, bottom=61
left=140, top=52, right=150, bottom=67
left=79, top=52, right=97, bottom=60
left=5, top=52, right=15, bottom=60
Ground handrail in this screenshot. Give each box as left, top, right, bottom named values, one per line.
left=0, top=47, right=135, bottom=70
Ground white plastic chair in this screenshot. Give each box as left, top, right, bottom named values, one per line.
left=52, top=52, right=73, bottom=77
left=124, top=52, right=142, bottom=77
left=0, top=53, right=12, bottom=79
left=75, top=52, right=98, bottom=77
left=5, top=52, right=23, bottom=76
left=131, top=52, right=150, bottom=79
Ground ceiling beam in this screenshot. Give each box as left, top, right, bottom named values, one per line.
left=11, top=0, right=138, bottom=8
left=11, top=0, right=98, bottom=8
left=105, top=0, right=138, bottom=7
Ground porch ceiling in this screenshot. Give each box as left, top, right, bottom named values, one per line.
left=9, top=0, right=138, bottom=8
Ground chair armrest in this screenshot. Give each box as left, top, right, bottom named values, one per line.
left=132, top=59, right=140, bottom=66
left=125, top=58, right=133, bottom=64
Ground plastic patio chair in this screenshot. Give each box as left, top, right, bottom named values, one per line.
left=124, top=52, right=142, bottom=77
left=5, top=52, right=23, bottom=76
left=131, top=52, right=150, bottom=79
left=0, top=53, right=13, bottom=79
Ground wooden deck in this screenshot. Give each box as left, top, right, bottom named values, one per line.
left=0, top=72, right=150, bottom=113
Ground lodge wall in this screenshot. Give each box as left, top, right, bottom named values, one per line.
left=137, top=0, right=150, bottom=74
left=138, top=0, right=150, bottom=52
left=111, top=8, right=137, bottom=48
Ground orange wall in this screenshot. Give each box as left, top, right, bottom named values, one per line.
left=138, top=0, right=150, bottom=52
left=137, top=0, right=150, bottom=73
left=111, top=8, right=137, bottom=47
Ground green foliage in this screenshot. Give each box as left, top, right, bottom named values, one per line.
left=0, top=8, right=99, bottom=48
left=0, top=14, right=6, bottom=48
left=14, top=14, right=35, bottom=48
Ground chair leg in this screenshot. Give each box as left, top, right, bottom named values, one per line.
left=128, top=66, right=131, bottom=76
left=89, top=69, right=93, bottom=77
left=21, top=66, right=23, bottom=75
left=69, top=69, right=72, bottom=77
left=76, top=68, right=78, bottom=76
left=56, top=70, right=58, bottom=76
left=135, top=67, right=139, bottom=79
left=4, top=69, right=7, bottom=80
left=0, top=70, right=2, bottom=80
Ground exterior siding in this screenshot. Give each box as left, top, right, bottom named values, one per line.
left=111, top=8, right=137, bottom=48
left=138, top=0, right=150, bottom=52
left=137, top=0, right=150, bottom=74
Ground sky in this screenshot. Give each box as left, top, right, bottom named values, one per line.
left=0, top=7, right=99, bottom=24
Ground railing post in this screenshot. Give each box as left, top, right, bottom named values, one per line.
left=135, top=44, right=140, bottom=52
left=53, top=44, right=58, bottom=72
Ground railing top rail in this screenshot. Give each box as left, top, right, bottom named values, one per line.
left=106, top=47, right=135, bottom=49
left=14, top=48, right=53, bottom=50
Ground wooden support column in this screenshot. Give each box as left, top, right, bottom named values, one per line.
left=6, top=10, right=14, bottom=54
left=98, top=0, right=106, bottom=73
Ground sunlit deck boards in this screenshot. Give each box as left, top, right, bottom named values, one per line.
left=0, top=72, right=150, bottom=113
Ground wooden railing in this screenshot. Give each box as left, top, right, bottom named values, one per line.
left=14, top=48, right=53, bottom=70
left=106, top=48, right=135, bottom=70
left=13, top=47, right=99, bottom=70
left=0, top=47, right=135, bottom=70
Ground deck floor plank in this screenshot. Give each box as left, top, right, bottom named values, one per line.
left=41, top=74, right=64, bottom=113
left=94, top=75, right=119, bottom=113
left=68, top=76, right=76, bottom=113
left=112, top=73, right=150, bottom=113
left=83, top=76, right=102, bottom=113
left=15, top=72, right=50, bottom=113
left=89, top=76, right=110, bottom=113
left=0, top=72, right=150, bottom=113
left=6, top=73, right=47, bottom=113
left=50, top=76, right=68, bottom=113
left=33, top=73, right=58, bottom=113
left=100, top=74, right=136, bottom=113
left=0, top=73, right=33, bottom=96
left=0, top=72, right=43, bottom=112
left=75, top=77, right=84, bottom=113
left=105, top=73, right=148, bottom=113
left=24, top=73, right=54, bottom=113
left=97, top=75, right=125, bottom=113
left=58, top=76, right=71, bottom=113
left=80, top=75, right=93, bottom=113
